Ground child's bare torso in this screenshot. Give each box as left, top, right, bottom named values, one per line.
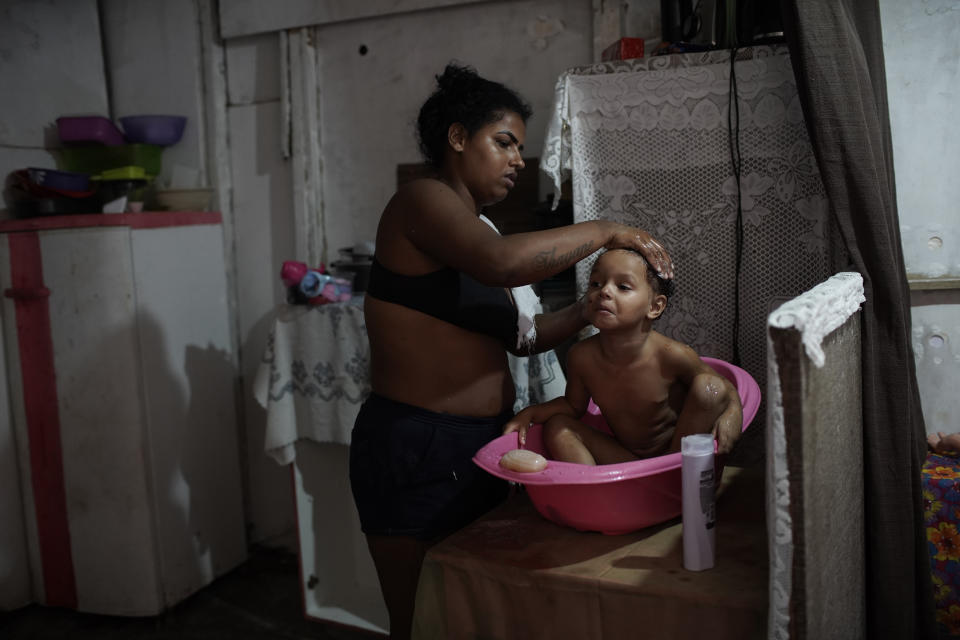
left=576, top=334, right=689, bottom=458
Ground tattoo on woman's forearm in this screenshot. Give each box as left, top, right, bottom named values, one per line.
left=533, top=242, right=594, bottom=272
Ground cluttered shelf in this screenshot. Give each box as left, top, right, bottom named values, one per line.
left=7, top=114, right=213, bottom=219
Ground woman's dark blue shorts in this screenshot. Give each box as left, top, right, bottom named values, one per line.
left=349, top=393, right=510, bottom=541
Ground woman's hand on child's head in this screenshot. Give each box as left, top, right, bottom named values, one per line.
left=605, top=224, right=674, bottom=280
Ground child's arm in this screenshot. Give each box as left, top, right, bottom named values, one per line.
left=502, top=397, right=578, bottom=446
left=704, top=385, right=743, bottom=455
left=503, top=344, right=593, bottom=446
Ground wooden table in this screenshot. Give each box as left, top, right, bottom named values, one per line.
left=412, top=465, right=768, bottom=640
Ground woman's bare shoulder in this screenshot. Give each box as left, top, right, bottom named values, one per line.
left=385, top=178, right=474, bottom=228
left=390, top=177, right=454, bottom=207
left=378, top=177, right=494, bottom=272
left=377, top=180, right=450, bottom=257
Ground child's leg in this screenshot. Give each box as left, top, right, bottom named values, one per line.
left=542, top=414, right=640, bottom=465
left=671, top=372, right=735, bottom=452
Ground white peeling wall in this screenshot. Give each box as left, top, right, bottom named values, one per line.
left=224, top=32, right=299, bottom=545
left=314, top=0, right=593, bottom=257
left=882, top=0, right=960, bottom=280
left=912, top=297, right=960, bottom=437
left=881, top=0, right=960, bottom=435
left=900, top=224, right=958, bottom=280
left=0, top=0, right=108, bottom=204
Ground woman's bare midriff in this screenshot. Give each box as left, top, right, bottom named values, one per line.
left=364, top=295, right=515, bottom=417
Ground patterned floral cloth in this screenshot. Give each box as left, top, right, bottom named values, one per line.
left=924, top=452, right=960, bottom=636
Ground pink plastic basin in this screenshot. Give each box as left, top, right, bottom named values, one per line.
left=473, top=357, right=761, bottom=535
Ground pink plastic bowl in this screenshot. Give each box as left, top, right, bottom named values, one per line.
left=473, top=357, right=761, bottom=535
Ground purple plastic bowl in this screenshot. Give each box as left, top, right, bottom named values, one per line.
left=57, top=116, right=125, bottom=146
left=27, top=167, right=91, bottom=192
left=119, top=115, right=187, bottom=146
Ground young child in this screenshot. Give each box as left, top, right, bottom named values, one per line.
left=503, top=248, right=743, bottom=463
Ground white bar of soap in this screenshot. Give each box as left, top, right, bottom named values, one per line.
left=499, top=449, right=548, bottom=473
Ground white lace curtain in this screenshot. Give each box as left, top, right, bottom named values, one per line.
left=541, top=45, right=836, bottom=462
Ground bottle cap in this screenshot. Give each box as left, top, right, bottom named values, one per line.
left=299, top=270, right=331, bottom=298
left=681, top=433, right=715, bottom=455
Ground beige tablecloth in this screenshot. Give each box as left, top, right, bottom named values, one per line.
left=254, top=299, right=567, bottom=465
left=413, top=465, right=768, bottom=640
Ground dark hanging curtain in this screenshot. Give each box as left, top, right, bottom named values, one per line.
left=777, top=0, right=936, bottom=638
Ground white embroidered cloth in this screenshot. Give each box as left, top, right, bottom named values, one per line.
left=254, top=299, right=566, bottom=465
left=253, top=299, right=369, bottom=465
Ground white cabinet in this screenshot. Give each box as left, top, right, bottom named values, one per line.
left=0, top=212, right=246, bottom=616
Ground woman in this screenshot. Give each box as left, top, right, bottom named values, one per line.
left=349, top=63, right=673, bottom=639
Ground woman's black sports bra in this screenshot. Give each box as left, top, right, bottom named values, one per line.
left=366, top=256, right=518, bottom=345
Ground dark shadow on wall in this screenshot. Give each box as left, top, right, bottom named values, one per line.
left=133, top=312, right=247, bottom=608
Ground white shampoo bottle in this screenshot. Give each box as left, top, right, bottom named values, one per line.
left=681, top=434, right=716, bottom=571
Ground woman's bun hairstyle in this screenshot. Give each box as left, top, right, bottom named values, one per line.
left=416, top=62, right=532, bottom=168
